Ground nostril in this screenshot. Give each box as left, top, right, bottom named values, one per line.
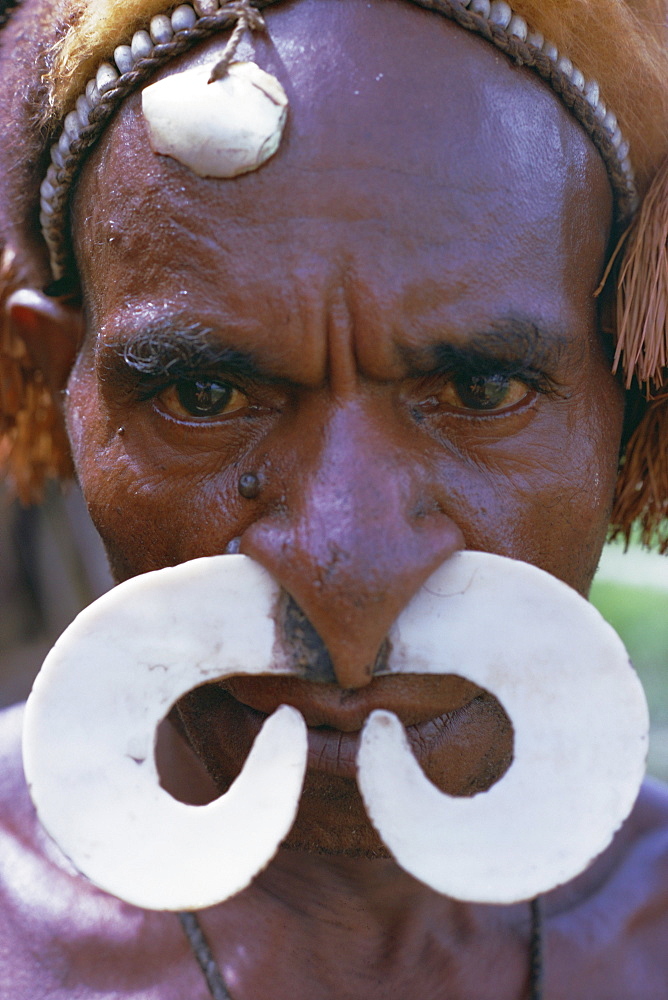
left=410, top=497, right=440, bottom=520
left=274, top=594, right=393, bottom=689
left=410, top=495, right=459, bottom=524
left=239, top=507, right=465, bottom=690
left=276, top=593, right=336, bottom=684
left=371, top=636, right=392, bottom=676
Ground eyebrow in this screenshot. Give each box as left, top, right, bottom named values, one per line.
left=96, top=314, right=583, bottom=394
left=97, top=322, right=271, bottom=387
left=399, top=318, right=581, bottom=378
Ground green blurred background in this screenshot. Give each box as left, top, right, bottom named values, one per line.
left=590, top=540, right=668, bottom=780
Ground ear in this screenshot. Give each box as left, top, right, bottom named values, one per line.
left=5, top=288, right=83, bottom=392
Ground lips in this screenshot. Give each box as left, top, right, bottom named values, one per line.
left=190, top=673, right=486, bottom=781
left=221, top=673, right=483, bottom=725
left=305, top=708, right=481, bottom=778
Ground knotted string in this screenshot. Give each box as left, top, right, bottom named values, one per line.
left=208, top=0, right=266, bottom=82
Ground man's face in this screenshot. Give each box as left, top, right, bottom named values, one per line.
left=67, top=0, right=624, bottom=851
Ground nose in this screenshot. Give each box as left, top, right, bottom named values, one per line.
left=240, top=400, right=464, bottom=689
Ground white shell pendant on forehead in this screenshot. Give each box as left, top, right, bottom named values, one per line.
left=142, top=60, right=288, bottom=178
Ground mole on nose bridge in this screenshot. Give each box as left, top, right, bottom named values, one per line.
left=242, top=405, right=465, bottom=689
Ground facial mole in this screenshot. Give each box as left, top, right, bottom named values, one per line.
left=238, top=472, right=261, bottom=499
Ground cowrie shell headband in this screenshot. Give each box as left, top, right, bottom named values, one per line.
left=23, top=552, right=648, bottom=911
left=40, top=0, right=638, bottom=284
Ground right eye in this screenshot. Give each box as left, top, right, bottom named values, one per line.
left=156, top=379, right=248, bottom=420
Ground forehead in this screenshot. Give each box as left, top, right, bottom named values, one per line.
left=73, top=0, right=612, bottom=371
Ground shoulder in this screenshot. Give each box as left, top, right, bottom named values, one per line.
left=0, top=703, right=194, bottom=999
left=0, top=701, right=63, bottom=855
left=0, top=702, right=85, bottom=985
left=614, top=777, right=668, bottom=898
left=544, top=778, right=668, bottom=999
left=633, top=774, right=668, bottom=827
left=0, top=702, right=33, bottom=835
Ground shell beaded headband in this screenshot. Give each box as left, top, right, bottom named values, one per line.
left=40, top=0, right=638, bottom=284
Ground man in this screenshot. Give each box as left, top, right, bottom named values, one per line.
left=0, top=0, right=667, bottom=996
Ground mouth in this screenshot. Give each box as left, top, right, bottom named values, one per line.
left=178, top=673, right=488, bottom=782
left=305, top=706, right=480, bottom=778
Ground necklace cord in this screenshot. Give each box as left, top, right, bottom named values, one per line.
left=179, top=897, right=545, bottom=1000
left=178, top=911, right=233, bottom=1000
left=529, top=896, right=544, bottom=1000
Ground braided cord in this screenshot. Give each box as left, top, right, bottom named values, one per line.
left=179, top=901, right=545, bottom=999
left=529, top=896, right=544, bottom=1000
left=178, top=911, right=234, bottom=1000
left=209, top=1, right=265, bottom=81
left=42, top=1, right=279, bottom=283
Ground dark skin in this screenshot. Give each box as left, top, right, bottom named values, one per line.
left=2, top=1, right=668, bottom=997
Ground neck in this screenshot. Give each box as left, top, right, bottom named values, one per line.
left=158, top=716, right=625, bottom=999
left=255, top=846, right=437, bottom=923
left=196, top=847, right=534, bottom=1000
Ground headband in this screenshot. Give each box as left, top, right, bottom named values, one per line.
left=39, top=0, right=637, bottom=284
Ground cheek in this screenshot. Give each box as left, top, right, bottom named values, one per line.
left=446, top=381, right=623, bottom=593
left=65, top=367, right=249, bottom=581
left=65, top=344, right=624, bottom=597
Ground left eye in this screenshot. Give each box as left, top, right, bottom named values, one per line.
left=156, top=379, right=248, bottom=419
left=428, top=373, right=530, bottom=413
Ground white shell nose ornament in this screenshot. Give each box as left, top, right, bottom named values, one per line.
left=357, top=552, right=649, bottom=904
left=23, top=555, right=308, bottom=912
left=23, top=552, right=648, bottom=912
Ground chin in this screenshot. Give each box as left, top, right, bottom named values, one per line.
left=280, top=772, right=392, bottom=856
